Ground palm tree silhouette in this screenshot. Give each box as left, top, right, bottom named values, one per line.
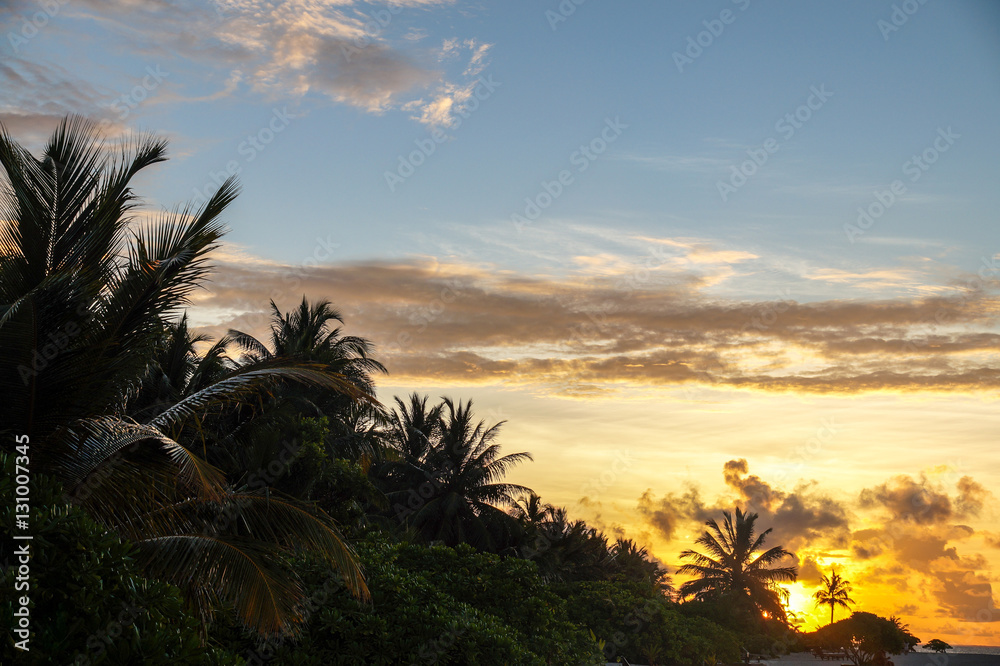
left=678, top=507, right=797, bottom=622
left=226, top=297, right=387, bottom=465
left=813, top=566, right=855, bottom=626
left=230, top=297, right=385, bottom=390
left=0, top=117, right=368, bottom=638
left=379, top=395, right=532, bottom=550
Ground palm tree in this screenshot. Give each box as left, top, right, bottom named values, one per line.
left=813, top=566, right=855, bottom=626
left=510, top=498, right=622, bottom=582
left=379, top=395, right=533, bottom=551
left=129, top=314, right=236, bottom=423
left=678, top=507, right=797, bottom=622
left=609, top=538, right=672, bottom=589
left=0, top=117, right=369, bottom=637
left=230, top=296, right=386, bottom=395
left=226, top=298, right=388, bottom=463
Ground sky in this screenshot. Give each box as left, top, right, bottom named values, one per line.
left=3, top=0, right=1000, bottom=646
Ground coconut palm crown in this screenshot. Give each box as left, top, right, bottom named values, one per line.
left=814, top=566, right=855, bottom=626
left=677, top=507, right=797, bottom=622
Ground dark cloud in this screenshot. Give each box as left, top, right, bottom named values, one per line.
left=797, top=555, right=826, bottom=586
left=851, top=528, right=887, bottom=560
left=636, top=485, right=713, bottom=542
left=722, top=459, right=851, bottom=552
left=636, top=460, right=999, bottom=624
left=635, top=459, right=850, bottom=553
left=859, top=475, right=955, bottom=525
left=956, top=477, right=992, bottom=518
left=854, top=475, right=999, bottom=622
left=935, top=571, right=999, bottom=622
left=859, top=474, right=994, bottom=527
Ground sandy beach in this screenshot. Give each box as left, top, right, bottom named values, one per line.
left=758, top=653, right=1000, bottom=666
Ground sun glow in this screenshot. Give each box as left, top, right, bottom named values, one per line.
left=785, top=582, right=825, bottom=633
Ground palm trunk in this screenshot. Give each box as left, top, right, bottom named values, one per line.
left=830, top=604, right=834, bottom=626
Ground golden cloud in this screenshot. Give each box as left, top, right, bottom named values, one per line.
left=190, top=256, right=1000, bottom=396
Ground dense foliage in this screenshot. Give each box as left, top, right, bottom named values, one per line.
left=808, top=612, right=920, bottom=665
left=223, top=540, right=602, bottom=665
left=554, top=579, right=741, bottom=664
left=0, top=454, right=242, bottom=664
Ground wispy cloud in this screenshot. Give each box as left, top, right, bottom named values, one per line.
left=187, top=250, right=1000, bottom=396
left=1, top=0, right=488, bottom=128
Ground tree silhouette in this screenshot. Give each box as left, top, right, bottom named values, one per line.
left=813, top=566, right=855, bottom=626
left=678, top=507, right=797, bottom=622
left=379, top=395, right=532, bottom=551
left=0, top=117, right=368, bottom=638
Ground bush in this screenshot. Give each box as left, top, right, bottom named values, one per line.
left=227, top=537, right=602, bottom=665
left=807, top=612, right=920, bottom=665
left=554, top=579, right=741, bottom=665
left=924, top=638, right=952, bottom=653
left=1, top=453, right=241, bottom=665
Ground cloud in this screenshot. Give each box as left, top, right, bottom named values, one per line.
left=3, top=0, right=487, bottom=127
left=634, top=460, right=1000, bottom=625
left=402, top=38, right=492, bottom=127
left=181, top=252, right=1000, bottom=396
left=935, top=571, right=999, bottom=622
left=852, top=474, right=1000, bottom=622
left=721, top=459, right=852, bottom=552
left=635, top=460, right=850, bottom=554
left=636, top=485, right=714, bottom=542
left=859, top=475, right=956, bottom=525
left=0, top=59, right=125, bottom=142
left=859, top=474, right=992, bottom=526
left=797, top=555, right=826, bottom=586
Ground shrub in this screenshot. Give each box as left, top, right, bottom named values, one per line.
left=554, top=579, right=741, bottom=665
left=1, top=453, right=241, bottom=665
left=227, top=538, right=602, bottom=665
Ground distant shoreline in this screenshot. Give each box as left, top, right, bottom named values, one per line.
left=761, top=651, right=1000, bottom=666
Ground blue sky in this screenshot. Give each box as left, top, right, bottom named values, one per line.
left=5, top=0, right=999, bottom=280
left=4, top=0, right=1000, bottom=641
